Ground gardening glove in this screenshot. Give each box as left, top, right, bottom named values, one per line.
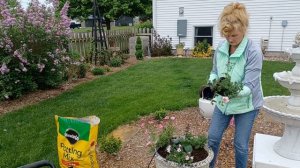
left=237, top=85, right=251, bottom=97
left=208, top=73, right=218, bottom=84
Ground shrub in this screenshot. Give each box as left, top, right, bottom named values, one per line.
left=176, top=42, right=185, bottom=49
left=100, top=135, right=122, bottom=155
left=109, top=57, right=122, bottom=67
left=135, top=36, right=144, bottom=60
left=0, top=0, right=73, bottom=100
left=135, top=20, right=153, bottom=29
left=98, top=50, right=111, bottom=66
left=192, top=39, right=213, bottom=57
left=92, top=67, right=105, bottom=75
left=151, top=32, right=173, bottom=57
left=154, top=108, right=167, bottom=121
left=78, top=63, right=88, bottom=78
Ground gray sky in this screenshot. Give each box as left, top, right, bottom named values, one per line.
left=19, top=0, right=47, bottom=8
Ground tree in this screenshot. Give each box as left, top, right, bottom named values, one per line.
left=59, top=0, right=152, bottom=30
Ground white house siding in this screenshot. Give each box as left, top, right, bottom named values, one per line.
left=153, top=0, right=300, bottom=52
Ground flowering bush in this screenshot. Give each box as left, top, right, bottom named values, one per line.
left=0, top=0, right=77, bottom=100
left=192, top=39, right=213, bottom=57
left=151, top=31, right=173, bottom=57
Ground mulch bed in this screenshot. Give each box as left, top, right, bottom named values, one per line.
left=98, top=107, right=283, bottom=168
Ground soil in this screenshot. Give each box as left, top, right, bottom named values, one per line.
left=0, top=56, right=288, bottom=168
left=156, top=147, right=208, bottom=163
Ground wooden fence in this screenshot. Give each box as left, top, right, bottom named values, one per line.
left=69, top=28, right=154, bottom=64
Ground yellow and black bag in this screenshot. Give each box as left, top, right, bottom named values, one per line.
left=55, top=115, right=100, bottom=168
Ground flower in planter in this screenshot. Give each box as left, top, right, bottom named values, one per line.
left=141, top=116, right=213, bottom=167
left=175, top=42, right=185, bottom=49
left=154, top=124, right=209, bottom=165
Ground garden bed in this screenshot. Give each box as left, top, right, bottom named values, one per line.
left=102, top=107, right=283, bottom=168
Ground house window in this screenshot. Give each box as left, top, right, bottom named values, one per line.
left=194, top=27, right=213, bottom=46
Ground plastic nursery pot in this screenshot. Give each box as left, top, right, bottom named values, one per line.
left=199, top=98, right=215, bottom=119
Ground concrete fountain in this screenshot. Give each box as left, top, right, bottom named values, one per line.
left=253, top=33, right=300, bottom=167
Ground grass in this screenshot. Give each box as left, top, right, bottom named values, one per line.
left=0, top=58, right=294, bottom=167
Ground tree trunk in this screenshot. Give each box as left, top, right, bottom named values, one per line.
left=105, top=17, right=111, bottom=30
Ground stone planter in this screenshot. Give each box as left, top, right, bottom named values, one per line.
left=199, top=98, right=215, bottom=119
left=176, top=47, right=184, bottom=56
left=155, top=146, right=214, bottom=168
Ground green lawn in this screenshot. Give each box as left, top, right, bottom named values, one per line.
left=0, top=58, right=294, bottom=167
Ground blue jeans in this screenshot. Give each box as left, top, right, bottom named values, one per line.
left=208, top=107, right=259, bottom=168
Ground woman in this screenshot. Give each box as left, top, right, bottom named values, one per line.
left=207, top=2, right=263, bottom=168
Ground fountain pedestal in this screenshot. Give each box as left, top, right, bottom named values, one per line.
left=253, top=46, right=300, bottom=166
left=253, top=133, right=300, bottom=168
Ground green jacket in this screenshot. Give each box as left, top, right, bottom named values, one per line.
left=209, top=36, right=264, bottom=115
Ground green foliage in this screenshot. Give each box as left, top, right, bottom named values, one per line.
left=192, top=39, right=212, bottom=57
left=156, top=125, right=175, bottom=149
left=78, top=63, right=88, bottom=78
left=176, top=42, right=185, bottom=49
left=212, top=73, right=243, bottom=99
left=92, top=67, right=105, bottom=75
left=154, top=108, right=167, bottom=121
left=135, top=36, right=144, bottom=60
left=59, top=0, right=152, bottom=29
left=156, top=124, right=208, bottom=165
left=0, top=1, right=72, bottom=99
left=100, top=136, right=122, bottom=155
left=0, top=72, right=37, bottom=101
left=110, top=57, right=122, bottom=67
left=98, top=50, right=128, bottom=66
left=135, top=20, right=153, bottom=29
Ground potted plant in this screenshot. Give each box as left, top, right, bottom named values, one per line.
left=199, top=73, right=243, bottom=118
left=153, top=125, right=214, bottom=168
left=176, top=42, right=185, bottom=56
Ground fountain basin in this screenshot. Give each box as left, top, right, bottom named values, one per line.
left=263, top=96, right=300, bottom=160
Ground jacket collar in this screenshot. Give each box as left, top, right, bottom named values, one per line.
left=219, top=36, right=248, bottom=57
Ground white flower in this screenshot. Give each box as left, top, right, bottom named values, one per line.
left=222, top=96, right=230, bottom=103
left=166, top=145, right=171, bottom=153
left=190, top=156, right=194, bottom=160
left=185, top=155, right=190, bottom=160
left=177, top=147, right=181, bottom=152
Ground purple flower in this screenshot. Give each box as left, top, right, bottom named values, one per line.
left=0, top=63, right=10, bottom=74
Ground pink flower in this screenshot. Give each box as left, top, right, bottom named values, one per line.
left=157, top=124, right=164, bottom=129
left=230, top=117, right=235, bottom=126
left=146, top=141, right=152, bottom=147
left=222, top=96, right=230, bottom=103
left=164, top=116, right=170, bottom=120
left=170, top=116, right=176, bottom=120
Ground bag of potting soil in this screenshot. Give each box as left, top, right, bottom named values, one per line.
left=55, top=115, right=100, bottom=168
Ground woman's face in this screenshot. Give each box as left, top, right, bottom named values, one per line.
left=225, top=29, right=244, bottom=47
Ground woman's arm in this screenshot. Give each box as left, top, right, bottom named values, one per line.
left=238, top=45, right=263, bottom=96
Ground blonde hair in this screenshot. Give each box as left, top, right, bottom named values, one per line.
left=219, top=2, right=249, bottom=37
